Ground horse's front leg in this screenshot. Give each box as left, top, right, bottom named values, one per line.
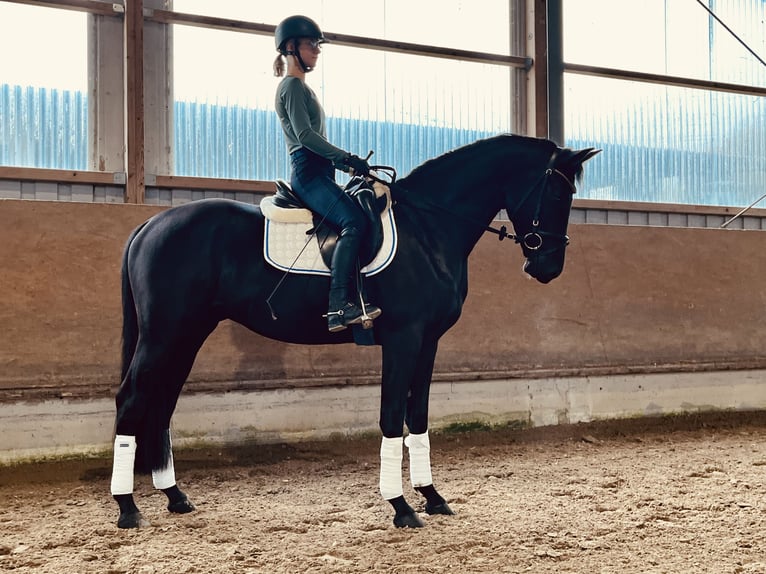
left=404, top=337, right=454, bottom=518
left=379, top=333, right=426, bottom=528
left=379, top=333, right=454, bottom=527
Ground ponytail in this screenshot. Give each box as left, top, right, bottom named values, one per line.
left=273, top=54, right=286, bottom=77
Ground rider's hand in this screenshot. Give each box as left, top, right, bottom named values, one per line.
left=343, top=154, right=370, bottom=176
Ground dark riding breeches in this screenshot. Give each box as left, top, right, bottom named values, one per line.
left=290, top=148, right=369, bottom=295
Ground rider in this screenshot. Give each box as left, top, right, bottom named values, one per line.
left=273, top=15, right=382, bottom=333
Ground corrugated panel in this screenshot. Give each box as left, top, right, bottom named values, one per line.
left=566, top=76, right=766, bottom=208
left=4, top=82, right=764, bottom=209
left=0, top=85, right=87, bottom=170
left=564, top=0, right=766, bottom=207
left=173, top=99, right=492, bottom=181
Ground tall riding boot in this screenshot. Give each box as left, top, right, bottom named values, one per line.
left=327, top=231, right=381, bottom=332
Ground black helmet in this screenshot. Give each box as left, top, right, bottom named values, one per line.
left=275, top=15, right=326, bottom=54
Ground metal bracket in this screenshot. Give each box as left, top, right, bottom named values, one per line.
left=523, top=57, right=534, bottom=72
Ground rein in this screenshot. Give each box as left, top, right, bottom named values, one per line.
left=370, top=154, right=572, bottom=253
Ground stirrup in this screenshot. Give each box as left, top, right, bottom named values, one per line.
left=325, top=301, right=381, bottom=333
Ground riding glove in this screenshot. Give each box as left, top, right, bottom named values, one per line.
left=343, top=154, right=371, bottom=176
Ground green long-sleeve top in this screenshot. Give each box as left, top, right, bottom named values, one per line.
left=275, top=76, right=348, bottom=165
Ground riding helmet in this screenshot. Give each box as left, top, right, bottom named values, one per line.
left=275, top=15, right=326, bottom=54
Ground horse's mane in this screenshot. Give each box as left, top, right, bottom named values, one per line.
left=399, top=134, right=557, bottom=188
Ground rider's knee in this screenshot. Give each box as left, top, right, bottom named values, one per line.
left=339, top=218, right=368, bottom=239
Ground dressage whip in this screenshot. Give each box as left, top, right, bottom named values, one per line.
left=265, top=189, right=345, bottom=320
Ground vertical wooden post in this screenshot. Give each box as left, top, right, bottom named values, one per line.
left=546, top=0, right=564, bottom=145
left=510, top=0, right=528, bottom=135
left=124, top=0, right=145, bottom=203
left=87, top=12, right=125, bottom=174
left=527, top=0, right=549, bottom=139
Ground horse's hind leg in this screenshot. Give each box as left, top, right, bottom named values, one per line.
left=111, top=334, right=207, bottom=528
left=152, top=428, right=195, bottom=514
left=111, top=435, right=146, bottom=528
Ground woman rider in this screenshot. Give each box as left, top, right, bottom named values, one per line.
left=273, top=15, right=382, bottom=333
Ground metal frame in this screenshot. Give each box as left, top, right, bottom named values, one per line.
left=0, top=0, right=542, bottom=202
left=4, top=0, right=762, bottom=208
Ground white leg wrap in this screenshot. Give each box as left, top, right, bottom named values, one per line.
left=379, top=436, right=404, bottom=500
left=405, top=431, right=433, bottom=488
left=152, top=431, right=177, bottom=490
left=110, top=435, right=136, bottom=496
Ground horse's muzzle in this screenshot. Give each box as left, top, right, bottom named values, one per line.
left=523, top=257, right=563, bottom=284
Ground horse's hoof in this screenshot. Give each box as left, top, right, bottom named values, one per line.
left=426, top=501, right=455, bottom=516
left=117, top=511, right=151, bottom=529
left=393, top=511, right=425, bottom=528
left=167, top=498, right=196, bottom=514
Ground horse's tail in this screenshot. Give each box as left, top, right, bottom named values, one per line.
left=120, top=223, right=145, bottom=381
left=117, top=222, right=172, bottom=474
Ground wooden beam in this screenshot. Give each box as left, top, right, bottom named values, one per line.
left=0, top=166, right=121, bottom=185
left=124, top=0, right=145, bottom=203
left=147, top=8, right=528, bottom=68
left=1, top=0, right=121, bottom=17
left=153, top=175, right=275, bottom=193
left=572, top=197, right=766, bottom=217
left=564, top=63, right=766, bottom=98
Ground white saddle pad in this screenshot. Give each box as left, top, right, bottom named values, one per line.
left=261, top=196, right=397, bottom=277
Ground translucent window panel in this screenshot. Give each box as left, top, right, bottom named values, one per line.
left=0, top=3, right=87, bottom=169
left=565, top=74, right=766, bottom=207
left=173, top=25, right=513, bottom=179
left=173, top=25, right=276, bottom=108
left=172, top=0, right=511, bottom=54
left=172, top=26, right=286, bottom=178
left=564, top=0, right=766, bottom=87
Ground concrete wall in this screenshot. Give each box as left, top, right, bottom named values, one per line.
left=1, top=199, right=766, bottom=459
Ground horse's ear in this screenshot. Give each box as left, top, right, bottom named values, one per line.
left=557, top=147, right=601, bottom=184
left=575, top=148, right=602, bottom=164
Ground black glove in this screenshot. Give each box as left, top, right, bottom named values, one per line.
left=343, top=154, right=370, bottom=176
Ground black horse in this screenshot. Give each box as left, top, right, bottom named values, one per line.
left=111, top=134, right=599, bottom=529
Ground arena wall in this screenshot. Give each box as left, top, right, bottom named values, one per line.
left=2, top=199, right=765, bottom=460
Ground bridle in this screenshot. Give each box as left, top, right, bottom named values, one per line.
left=371, top=153, right=575, bottom=257
left=488, top=156, right=575, bottom=258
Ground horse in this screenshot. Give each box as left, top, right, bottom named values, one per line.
left=110, top=134, right=600, bottom=529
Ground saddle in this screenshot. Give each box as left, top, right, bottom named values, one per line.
left=261, top=176, right=394, bottom=273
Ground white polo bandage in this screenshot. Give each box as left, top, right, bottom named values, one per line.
left=404, top=431, right=433, bottom=488
left=379, top=436, right=404, bottom=500
left=110, top=435, right=136, bottom=495
left=152, top=430, right=177, bottom=490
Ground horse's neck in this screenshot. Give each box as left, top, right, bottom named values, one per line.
left=400, top=155, right=505, bottom=257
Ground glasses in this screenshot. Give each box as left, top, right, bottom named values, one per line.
left=299, top=38, right=324, bottom=50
